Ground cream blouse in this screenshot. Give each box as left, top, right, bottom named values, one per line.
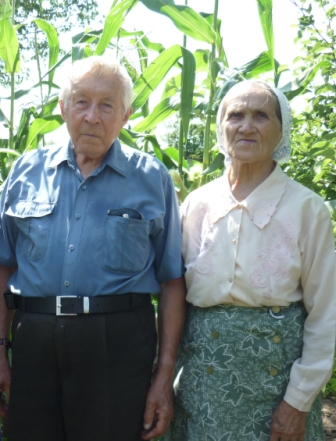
left=181, top=164, right=336, bottom=411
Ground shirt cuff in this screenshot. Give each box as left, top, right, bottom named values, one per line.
left=283, top=383, right=317, bottom=412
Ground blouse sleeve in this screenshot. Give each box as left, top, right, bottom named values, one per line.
left=284, top=207, right=336, bottom=411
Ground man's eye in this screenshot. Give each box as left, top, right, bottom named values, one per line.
left=229, top=112, right=242, bottom=118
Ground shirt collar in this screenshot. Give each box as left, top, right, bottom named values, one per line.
left=207, top=163, right=287, bottom=229
left=48, top=139, right=127, bottom=177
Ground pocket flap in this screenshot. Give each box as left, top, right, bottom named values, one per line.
left=6, top=201, right=55, bottom=218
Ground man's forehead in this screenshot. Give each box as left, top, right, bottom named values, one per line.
left=71, top=74, right=122, bottom=96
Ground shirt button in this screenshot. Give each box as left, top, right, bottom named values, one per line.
left=269, top=368, right=278, bottom=376
left=64, top=281, right=70, bottom=287
left=69, top=245, right=75, bottom=251
left=272, top=335, right=282, bottom=344
left=211, top=330, right=219, bottom=339
left=237, top=204, right=242, bottom=209
left=271, top=306, right=281, bottom=313
left=82, top=185, right=87, bottom=190
left=128, top=225, right=133, bottom=230
left=206, top=366, right=214, bottom=375
left=229, top=278, right=233, bottom=283
left=75, top=214, right=81, bottom=219
left=232, top=239, right=237, bottom=243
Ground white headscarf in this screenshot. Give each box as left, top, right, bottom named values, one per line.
left=216, top=80, right=292, bottom=167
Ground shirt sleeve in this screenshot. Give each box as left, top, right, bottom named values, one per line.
left=151, top=168, right=184, bottom=284
left=284, top=207, right=336, bottom=411
left=0, top=170, right=19, bottom=267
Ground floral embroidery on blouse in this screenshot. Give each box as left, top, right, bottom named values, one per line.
left=249, top=215, right=296, bottom=298
left=186, top=206, right=216, bottom=282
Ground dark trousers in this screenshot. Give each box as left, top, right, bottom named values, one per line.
left=8, top=304, right=157, bottom=441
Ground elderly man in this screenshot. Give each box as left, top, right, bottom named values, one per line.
left=0, top=56, right=186, bottom=441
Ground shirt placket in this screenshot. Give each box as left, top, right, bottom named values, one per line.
left=60, top=180, right=89, bottom=295
left=227, top=205, right=243, bottom=286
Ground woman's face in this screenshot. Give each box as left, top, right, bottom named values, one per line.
left=221, top=83, right=282, bottom=165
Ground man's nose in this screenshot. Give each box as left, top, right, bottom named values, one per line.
left=84, top=104, right=100, bottom=124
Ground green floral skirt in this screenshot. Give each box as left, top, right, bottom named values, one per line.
left=161, top=303, right=324, bottom=441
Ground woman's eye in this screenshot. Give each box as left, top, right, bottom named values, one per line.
left=257, top=111, right=268, bottom=118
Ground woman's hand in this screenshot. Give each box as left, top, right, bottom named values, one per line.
left=270, top=400, right=308, bottom=440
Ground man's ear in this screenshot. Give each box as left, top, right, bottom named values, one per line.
left=123, top=107, right=133, bottom=126
left=59, top=100, right=67, bottom=121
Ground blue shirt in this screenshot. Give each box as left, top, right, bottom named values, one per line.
left=0, top=141, right=184, bottom=297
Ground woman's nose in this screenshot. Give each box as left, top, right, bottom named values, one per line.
left=239, top=116, right=255, bottom=132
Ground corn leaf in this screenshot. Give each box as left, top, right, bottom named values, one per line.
left=95, top=0, right=138, bottom=55
left=26, top=116, right=64, bottom=151
left=0, top=0, right=20, bottom=73
left=241, top=51, right=273, bottom=78
left=132, top=45, right=184, bottom=112
left=180, top=47, right=196, bottom=138
left=140, top=0, right=216, bottom=44
left=133, top=97, right=180, bottom=132
left=33, top=19, right=59, bottom=88
left=255, top=0, right=275, bottom=74
left=281, top=61, right=331, bottom=100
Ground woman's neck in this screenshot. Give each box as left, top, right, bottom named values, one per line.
left=228, top=159, right=276, bottom=202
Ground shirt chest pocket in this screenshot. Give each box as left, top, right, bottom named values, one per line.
left=103, top=214, right=151, bottom=275
left=6, top=201, right=55, bottom=261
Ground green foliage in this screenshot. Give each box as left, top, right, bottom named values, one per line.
left=286, top=0, right=336, bottom=202
left=324, top=357, right=336, bottom=397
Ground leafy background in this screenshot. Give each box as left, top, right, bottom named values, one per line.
left=0, top=0, right=335, bottom=436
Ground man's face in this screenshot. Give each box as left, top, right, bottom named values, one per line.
left=59, top=72, right=132, bottom=162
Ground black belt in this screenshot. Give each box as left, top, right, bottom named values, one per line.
left=4, top=292, right=151, bottom=316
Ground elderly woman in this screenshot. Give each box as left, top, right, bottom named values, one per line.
left=164, top=80, right=336, bottom=441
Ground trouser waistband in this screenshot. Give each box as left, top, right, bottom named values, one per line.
left=4, top=292, right=151, bottom=316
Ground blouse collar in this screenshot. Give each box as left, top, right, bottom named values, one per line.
left=207, top=163, right=287, bottom=229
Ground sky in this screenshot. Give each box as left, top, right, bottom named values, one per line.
left=96, top=0, right=301, bottom=79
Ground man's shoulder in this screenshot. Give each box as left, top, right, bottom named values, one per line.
left=12, top=143, right=65, bottom=170
left=119, top=143, right=169, bottom=175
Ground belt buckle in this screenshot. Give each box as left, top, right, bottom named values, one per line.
left=56, top=296, right=78, bottom=316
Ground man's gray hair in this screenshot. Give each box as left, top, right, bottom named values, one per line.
left=59, top=56, right=133, bottom=111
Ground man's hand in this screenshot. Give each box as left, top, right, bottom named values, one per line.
left=141, top=374, right=173, bottom=440
left=141, top=277, right=186, bottom=440
left=0, top=265, right=16, bottom=418
left=270, top=400, right=308, bottom=441
left=0, top=348, right=11, bottom=418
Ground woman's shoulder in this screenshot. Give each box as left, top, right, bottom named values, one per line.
left=284, top=174, right=330, bottom=219
left=180, top=177, right=223, bottom=219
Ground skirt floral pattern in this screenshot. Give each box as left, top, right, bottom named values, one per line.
left=161, top=303, right=324, bottom=441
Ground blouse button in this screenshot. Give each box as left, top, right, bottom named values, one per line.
left=272, top=335, right=281, bottom=344
left=75, top=214, right=81, bottom=219
left=271, top=306, right=281, bottom=313
left=229, top=278, right=233, bottom=283
left=82, top=185, right=87, bottom=190
left=206, top=366, right=214, bottom=375
left=128, top=225, right=134, bottom=230
left=232, top=239, right=237, bottom=243
left=64, top=281, right=70, bottom=287
left=269, top=368, right=278, bottom=376
left=211, top=330, right=219, bottom=339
